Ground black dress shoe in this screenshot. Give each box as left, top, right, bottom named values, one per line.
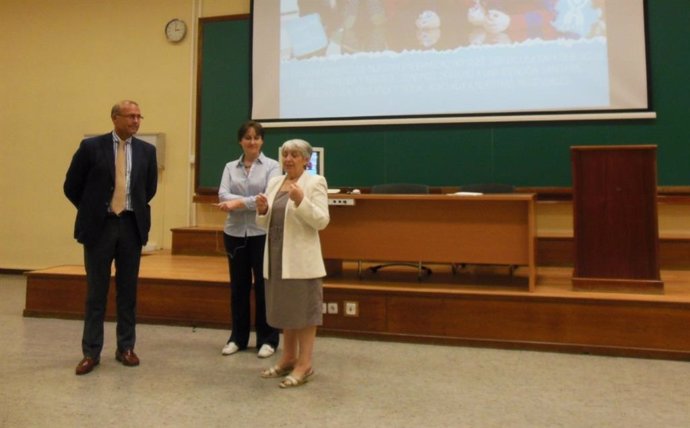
left=115, top=349, right=140, bottom=366
left=75, top=357, right=100, bottom=375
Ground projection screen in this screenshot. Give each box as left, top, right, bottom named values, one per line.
left=251, top=0, right=652, bottom=127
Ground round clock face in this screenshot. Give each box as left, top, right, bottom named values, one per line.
left=165, top=19, right=187, bottom=43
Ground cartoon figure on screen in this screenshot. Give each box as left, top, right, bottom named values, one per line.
left=552, top=0, right=605, bottom=38
left=466, top=0, right=604, bottom=45
left=384, top=0, right=469, bottom=51
left=467, top=0, right=512, bottom=45
left=414, top=9, right=442, bottom=48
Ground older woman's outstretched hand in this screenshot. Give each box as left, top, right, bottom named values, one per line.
left=256, top=193, right=269, bottom=215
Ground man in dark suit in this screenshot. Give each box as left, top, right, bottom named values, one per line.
left=64, top=100, right=157, bottom=375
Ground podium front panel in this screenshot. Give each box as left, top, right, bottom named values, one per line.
left=571, top=145, right=662, bottom=292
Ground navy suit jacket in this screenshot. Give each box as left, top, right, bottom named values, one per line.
left=64, top=133, right=157, bottom=247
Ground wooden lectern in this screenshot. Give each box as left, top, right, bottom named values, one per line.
left=571, top=145, right=663, bottom=293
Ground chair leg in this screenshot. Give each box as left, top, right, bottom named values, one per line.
left=451, top=263, right=466, bottom=275
left=417, top=262, right=432, bottom=281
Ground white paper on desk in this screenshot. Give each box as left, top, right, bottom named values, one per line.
left=448, top=192, right=483, bottom=196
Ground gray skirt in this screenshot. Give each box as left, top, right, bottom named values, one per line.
left=265, top=191, right=323, bottom=329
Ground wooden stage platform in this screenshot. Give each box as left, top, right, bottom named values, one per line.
left=24, top=251, right=690, bottom=361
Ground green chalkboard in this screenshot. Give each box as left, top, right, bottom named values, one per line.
left=196, top=16, right=251, bottom=194
left=195, top=3, right=690, bottom=194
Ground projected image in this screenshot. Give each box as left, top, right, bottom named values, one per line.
left=281, top=0, right=605, bottom=58
left=254, top=1, right=647, bottom=123
left=281, top=0, right=468, bottom=56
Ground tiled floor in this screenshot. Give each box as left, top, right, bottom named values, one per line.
left=2, top=274, right=689, bottom=427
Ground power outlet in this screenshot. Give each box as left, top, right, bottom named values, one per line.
left=328, top=198, right=356, bottom=206
left=344, top=301, right=359, bottom=317
left=327, top=302, right=338, bottom=314
left=322, top=303, right=328, bottom=314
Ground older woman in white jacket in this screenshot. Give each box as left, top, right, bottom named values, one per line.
left=255, top=139, right=330, bottom=389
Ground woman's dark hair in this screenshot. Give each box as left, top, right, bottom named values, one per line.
left=237, top=120, right=264, bottom=142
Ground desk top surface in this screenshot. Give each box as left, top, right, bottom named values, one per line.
left=328, top=193, right=536, bottom=202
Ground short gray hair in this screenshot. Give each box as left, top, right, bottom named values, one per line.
left=280, top=139, right=313, bottom=164
left=111, top=100, right=139, bottom=118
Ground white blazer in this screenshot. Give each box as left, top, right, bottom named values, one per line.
left=256, top=173, right=330, bottom=279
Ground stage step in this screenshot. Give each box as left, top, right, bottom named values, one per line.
left=23, top=252, right=690, bottom=360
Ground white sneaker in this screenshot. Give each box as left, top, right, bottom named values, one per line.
left=221, top=341, right=240, bottom=356
left=257, top=344, right=275, bottom=358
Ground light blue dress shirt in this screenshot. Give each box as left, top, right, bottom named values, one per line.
left=219, top=152, right=281, bottom=237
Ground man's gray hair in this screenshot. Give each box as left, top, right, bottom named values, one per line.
left=111, top=100, right=139, bottom=118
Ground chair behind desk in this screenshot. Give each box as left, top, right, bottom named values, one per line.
left=363, top=183, right=432, bottom=280
left=460, top=183, right=516, bottom=194
left=370, top=183, right=430, bottom=194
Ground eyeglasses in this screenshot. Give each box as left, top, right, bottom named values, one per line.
left=117, top=114, right=144, bottom=120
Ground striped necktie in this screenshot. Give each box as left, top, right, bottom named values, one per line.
left=111, top=139, right=126, bottom=215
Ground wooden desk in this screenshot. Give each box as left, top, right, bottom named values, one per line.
left=321, top=194, right=537, bottom=290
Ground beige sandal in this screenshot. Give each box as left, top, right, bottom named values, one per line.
left=260, top=365, right=293, bottom=379
left=279, top=369, right=314, bottom=388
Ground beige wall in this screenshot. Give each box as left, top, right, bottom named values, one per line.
left=0, top=0, right=249, bottom=270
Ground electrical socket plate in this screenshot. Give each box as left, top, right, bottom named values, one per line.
left=327, top=302, right=338, bottom=314
left=328, top=198, right=355, bottom=206
left=344, top=301, right=359, bottom=317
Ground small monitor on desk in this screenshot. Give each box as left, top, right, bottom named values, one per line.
left=279, top=146, right=324, bottom=176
